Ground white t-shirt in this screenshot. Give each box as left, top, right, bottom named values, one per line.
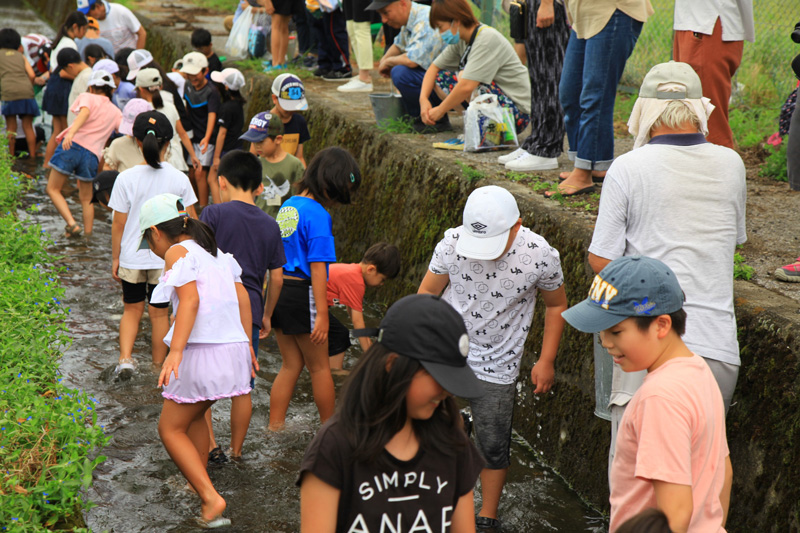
left=67, top=67, right=92, bottom=125
left=588, top=134, right=746, bottom=403
left=98, top=2, right=142, bottom=52
left=156, top=96, right=189, bottom=172
left=151, top=239, right=250, bottom=346
left=673, top=0, right=754, bottom=42
left=107, top=162, right=198, bottom=270
left=166, top=72, right=185, bottom=99
left=428, top=226, right=564, bottom=384
left=50, top=37, right=77, bottom=72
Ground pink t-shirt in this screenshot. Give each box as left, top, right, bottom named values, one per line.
left=57, top=92, right=122, bottom=155
left=609, top=354, right=729, bottom=532
left=326, top=263, right=365, bottom=312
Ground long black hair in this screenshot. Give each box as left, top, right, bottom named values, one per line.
left=297, top=146, right=361, bottom=205
left=144, top=200, right=218, bottom=257
left=137, top=85, right=164, bottom=110
left=53, top=11, right=88, bottom=49
left=337, top=343, right=468, bottom=464
left=141, top=131, right=170, bottom=169
left=214, top=82, right=246, bottom=105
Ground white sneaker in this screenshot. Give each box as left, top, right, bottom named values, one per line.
left=505, top=153, right=559, bottom=171
left=337, top=78, right=373, bottom=93
left=497, top=147, right=526, bottom=164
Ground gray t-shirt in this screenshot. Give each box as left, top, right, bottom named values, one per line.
left=588, top=133, right=746, bottom=403
left=433, top=25, right=531, bottom=115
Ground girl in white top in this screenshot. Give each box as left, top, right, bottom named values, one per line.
left=50, top=12, right=88, bottom=71
left=141, top=193, right=257, bottom=529
left=134, top=67, right=199, bottom=172
left=107, top=111, right=197, bottom=379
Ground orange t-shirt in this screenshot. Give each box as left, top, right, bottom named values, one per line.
left=326, top=263, right=365, bottom=312
left=609, top=354, right=729, bottom=532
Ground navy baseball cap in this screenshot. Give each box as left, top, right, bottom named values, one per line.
left=239, top=112, right=284, bottom=143
left=271, top=73, right=308, bottom=111
left=562, top=256, right=685, bottom=333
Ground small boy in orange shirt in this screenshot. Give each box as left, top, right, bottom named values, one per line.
left=562, top=256, right=733, bottom=533
left=326, top=242, right=401, bottom=373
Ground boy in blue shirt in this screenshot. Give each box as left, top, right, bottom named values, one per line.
left=200, top=150, right=286, bottom=460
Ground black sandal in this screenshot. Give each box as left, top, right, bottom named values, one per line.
left=64, top=223, right=82, bottom=237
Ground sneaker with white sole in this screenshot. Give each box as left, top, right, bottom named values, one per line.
left=497, top=147, right=526, bottom=164
left=337, top=78, right=373, bottom=92
left=114, top=359, right=136, bottom=381
left=505, top=153, right=559, bottom=171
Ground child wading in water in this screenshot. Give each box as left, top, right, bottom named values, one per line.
left=269, top=147, right=361, bottom=430
left=299, top=294, right=486, bottom=532
left=0, top=28, right=40, bottom=159
left=142, top=193, right=258, bottom=529
left=46, top=68, right=121, bottom=237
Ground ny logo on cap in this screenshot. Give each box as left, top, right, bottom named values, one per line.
left=588, top=274, right=618, bottom=310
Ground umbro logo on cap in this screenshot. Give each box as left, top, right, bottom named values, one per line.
left=471, top=222, right=488, bottom=233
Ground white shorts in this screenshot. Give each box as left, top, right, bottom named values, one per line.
left=192, top=142, right=215, bottom=167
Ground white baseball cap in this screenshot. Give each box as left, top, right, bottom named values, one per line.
left=135, top=67, right=163, bottom=89
left=180, top=52, right=209, bottom=75
left=126, top=49, right=153, bottom=80
left=88, top=69, right=116, bottom=89
left=210, top=68, right=245, bottom=91
left=456, top=186, right=520, bottom=260
left=92, top=58, right=119, bottom=75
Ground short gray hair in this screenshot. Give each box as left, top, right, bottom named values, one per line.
left=650, top=100, right=702, bottom=133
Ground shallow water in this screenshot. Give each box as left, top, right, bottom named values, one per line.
left=10, top=3, right=607, bottom=528
left=19, top=173, right=607, bottom=533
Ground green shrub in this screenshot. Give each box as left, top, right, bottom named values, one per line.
left=734, top=252, right=755, bottom=280
left=0, top=139, right=109, bottom=531
left=760, top=139, right=788, bottom=182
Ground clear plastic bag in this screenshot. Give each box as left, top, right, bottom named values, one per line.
left=463, top=94, right=519, bottom=152
left=225, top=6, right=254, bottom=60
left=248, top=11, right=271, bottom=58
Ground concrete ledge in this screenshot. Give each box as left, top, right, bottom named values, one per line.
left=27, top=0, right=800, bottom=528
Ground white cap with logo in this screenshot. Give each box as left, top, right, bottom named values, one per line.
left=456, top=185, right=520, bottom=260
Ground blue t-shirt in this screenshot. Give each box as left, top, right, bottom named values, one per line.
left=276, top=195, right=336, bottom=279
left=200, top=201, right=286, bottom=328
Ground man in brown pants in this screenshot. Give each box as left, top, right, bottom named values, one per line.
left=672, top=1, right=754, bottom=149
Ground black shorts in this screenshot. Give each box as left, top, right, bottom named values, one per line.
left=121, top=279, right=169, bottom=307
left=342, top=0, right=374, bottom=22
left=328, top=311, right=352, bottom=356
left=272, top=0, right=305, bottom=17
left=272, top=278, right=316, bottom=335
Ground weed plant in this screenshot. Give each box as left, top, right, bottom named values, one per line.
left=377, top=116, right=415, bottom=134
left=734, top=251, right=755, bottom=280
left=760, top=140, right=789, bottom=182
left=456, top=161, right=485, bottom=183
left=0, top=139, right=108, bottom=531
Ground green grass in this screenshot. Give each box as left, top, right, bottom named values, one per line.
left=760, top=140, right=789, bottom=181
left=377, top=116, right=415, bottom=134
left=0, top=137, right=109, bottom=530
left=457, top=161, right=485, bottom=183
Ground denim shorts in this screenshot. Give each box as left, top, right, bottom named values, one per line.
left=49, top=142, right=98, bottom=181
left=470, top=380, right=516, bottom=469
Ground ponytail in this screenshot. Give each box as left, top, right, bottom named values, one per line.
left=141, top=130, right=169, bottom=169
left=145, top=205, right=218, bottom=257
left=54, top=12, right=88, bottom=48
left=151, top=88, right=164, bottom=110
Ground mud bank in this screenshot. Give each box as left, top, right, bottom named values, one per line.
left=26, top=0, right=800, bottom=528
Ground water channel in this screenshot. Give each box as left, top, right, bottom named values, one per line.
left=9, top=2, right=608, bottom=530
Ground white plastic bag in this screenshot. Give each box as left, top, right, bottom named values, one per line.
left=318, top=0, right=341, bottom=13
left=226, top=6, right=254, bottom=60
left=463, top=93, right=519, bottom=152
left=248, top=11, right=271, bottom=58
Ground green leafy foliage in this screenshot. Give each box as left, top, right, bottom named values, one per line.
left=760, top=140, right=788, bottom=182
left=456, top=161, right=485, bottom=184
left=377, top=116, right=415, bottom=134
left=734, top=252, right=755, bottom=280
left=0, top=136, right=109, bottom=531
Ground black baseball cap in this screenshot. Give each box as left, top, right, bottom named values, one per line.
left=132, top=110, right=173, bottom=141
left=352, top=294, right=484, bottom=398
left=91, top=170, right=118, bottom=204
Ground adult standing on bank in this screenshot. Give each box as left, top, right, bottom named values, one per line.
left=672, top=0, right=754, bottom=149
left=77, top=0, right=146, bottom=53
left=370, top=0, right=444, bottom=118
left=549, top=0, right=652, bottom=198
left=587, top=62, right=746, bottom=477
left=500, top=0, right=570, bottom=172
left=420, top=0, right=531, bottom=134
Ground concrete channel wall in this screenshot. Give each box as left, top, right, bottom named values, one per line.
left=28, top=0, right=800, bottom=529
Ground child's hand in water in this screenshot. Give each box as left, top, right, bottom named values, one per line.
left=530, top=360, right=555, bottom=394
left=158, top=351, right=183, bottom=387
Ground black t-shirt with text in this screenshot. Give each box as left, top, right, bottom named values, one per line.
left=299, top=417, right=484, bottom=532
left=280, top=112, right=311, bottom=157
left=184, top=81, right=221, bottom=143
